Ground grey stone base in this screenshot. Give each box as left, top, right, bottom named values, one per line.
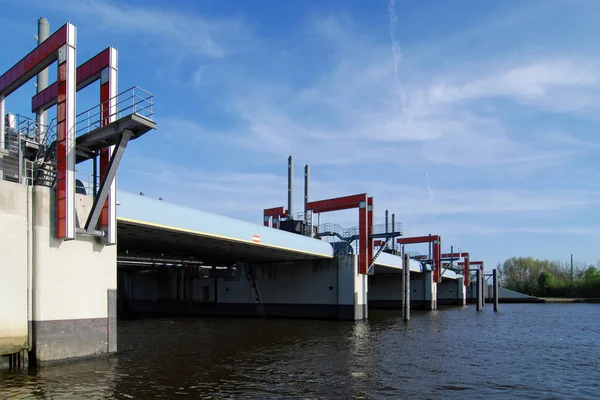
left=121, top=300, right=367, bottom=320
left=437, top=298, right=466, bottom=306
left=31, top=317, right=111, bottom=365
left=369, top=299, right=439, bottom=310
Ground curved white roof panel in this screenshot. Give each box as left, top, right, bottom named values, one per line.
left=116, top=191, right=333, bottom=261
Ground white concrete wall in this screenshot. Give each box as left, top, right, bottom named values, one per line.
left=0, top=180, right=28, bottom=355
left=437, top=279, right=458, bottom=300
left=218, top=260, right=338, bottom=305
left=410, top=273, right=424, bottom=300
left=423, top=271, right=437, bottom=309
left=368, top=274, right=402, bottom=301
left=32, top=187, right=116, bottom=322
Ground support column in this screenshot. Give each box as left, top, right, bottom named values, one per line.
left=476, top=269, right=482, bottom=311
left=99, top=47, right=118, bottom=245
left=402, top=253, right=410, bottom=321
left=0, top=94, right=5, bottom=149
left=358, top=197, right=368, bottom=274
left=493, top=268, right=499, bottom=312
left=36, top=17, right=50, bottom=142
left=55, top=25, right=77, bottom=240
left=480, top=266, right=485, bottom=309
left=367, top=197, right=373, bottom=273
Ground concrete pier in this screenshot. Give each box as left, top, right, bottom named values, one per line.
left=118, top=254, right=367, bottom=321
left=0, top=181, right=117, bottom=364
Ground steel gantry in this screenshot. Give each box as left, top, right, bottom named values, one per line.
left=0, top=21, right=155, bottom=242
left=306, top=193, right=371, bottom=274
left=263, top=206, right=288, bottom=229
left=414, top=251, right=471, bottom=286
left=31, top=46, right=119, bottom=243
left=0, top=22, right=77, bottom=239
left=397, top=235, right=443, bottom=283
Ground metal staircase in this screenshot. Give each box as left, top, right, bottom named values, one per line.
left=32, top=118, right=58, bottom=188
left=368, top=236, right=392, bottom=272
left=33, top=142, right=57, bottom=188
left=246, top=264, right=266, bottom=317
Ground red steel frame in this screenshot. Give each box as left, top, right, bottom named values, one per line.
left=263, top=206, right=288, bottom=229
left=30, top=47, right=119, bottom=244
left=306, top=193, right=371, bottom=274
left=367, top=197, right=374, bottom=267
left=414, top=251, right=471, bottom=285
left=0, top=23, right=77, bottom=240
left=458, top=257, right=480, bottom=287
left=397, top=235, right=442, bottom=283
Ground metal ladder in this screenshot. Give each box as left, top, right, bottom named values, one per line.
left=246, top=264, right=266, bottom=317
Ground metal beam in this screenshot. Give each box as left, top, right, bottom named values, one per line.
left=0, top=23, right=69, bottom=97
left=32, top=47, right=113, bottom=113
left=396, top=235, right=440, bottom=245
left=85, top=129, right=132, bottom=233
left=306, top=193, right=366, bottom=214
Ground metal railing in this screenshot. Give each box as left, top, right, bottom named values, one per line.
left=1, top=86, right=153, bottom=187
left=371, top=222, right=403, bottom=235
left=1, top=113, right=54, bottom=184
left=75, top=86, right=154, bottom=136
left=317, top=223, right=359, bottom=240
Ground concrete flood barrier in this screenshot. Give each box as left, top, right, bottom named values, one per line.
left=118, top=254, right=368, bottom=321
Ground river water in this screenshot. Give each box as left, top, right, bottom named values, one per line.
left=1, top=304, right=599, bottom=399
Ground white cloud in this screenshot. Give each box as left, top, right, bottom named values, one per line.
left=427, top=60, right=600, bottom=113
left=35, top=0, right=254, bottom=58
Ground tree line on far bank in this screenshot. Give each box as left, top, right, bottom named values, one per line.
left=498, top=257, right=600, bottom=298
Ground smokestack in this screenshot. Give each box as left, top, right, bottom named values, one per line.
left=36, top=17, right=50, bottom=141
left=304, top=164, right=310, bottom=216
left=385, top=210, right=389, bottom=249
left=288, top=155, right=293, bottom=219
left=391, top=213, right=395, bottom=251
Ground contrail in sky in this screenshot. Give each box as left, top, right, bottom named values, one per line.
left=425, top=172, right=434, bottom=199
left=387, top=0, right=407, bottom=112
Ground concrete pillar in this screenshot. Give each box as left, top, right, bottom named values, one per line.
left=457, top=277, right=466, bottom=305
left=493, top=268, right=499, bottom=312
left=30, top=187, right=117, bottom=364
left=337, top=255, right=368, bottom=320
left=402, top=253, right=410, bottom=321
left=424, top=270, right=437, bottom=310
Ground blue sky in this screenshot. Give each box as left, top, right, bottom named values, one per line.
left=2, top=0, right=600, bottom=268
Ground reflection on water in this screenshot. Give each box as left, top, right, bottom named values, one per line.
left=1, top=304, right=599, bottom=399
